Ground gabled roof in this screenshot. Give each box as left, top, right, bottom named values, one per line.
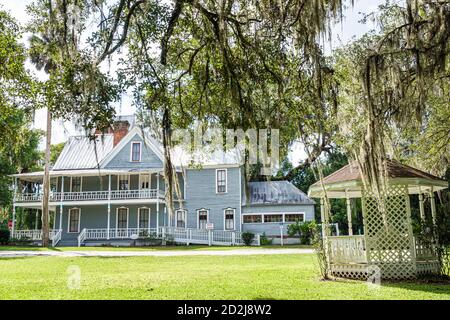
left=99, top=126, right=164, bottom=168
left=308, top=159, right=448, bottom=198
left=53, top=134, right=114, bottom=170
left=310, top=159, right=446, bottom=187
left=244, top=181, right=315, bottom=205
left=47, top=120, right=249, bottom=171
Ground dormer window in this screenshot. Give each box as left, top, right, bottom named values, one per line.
left=131, top=142, right=141, bottom=162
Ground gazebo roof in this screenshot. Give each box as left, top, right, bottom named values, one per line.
left=308, top=160, right=448, bottom=198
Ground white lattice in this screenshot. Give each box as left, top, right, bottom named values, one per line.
left=362, top=185, right=417, bottom=279
left=330, top=264, right=368, bottom=280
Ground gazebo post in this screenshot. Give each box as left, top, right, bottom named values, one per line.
left=429, top=187, right=437, bottom=226
left=320, top=198, right=330, bottom=236
left=345, top=190, right=353, bottom=236
left=418, top=189, right=425, bottom=221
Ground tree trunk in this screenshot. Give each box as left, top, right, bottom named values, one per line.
left=41, top=108, right=52, bottom=247
left=162, top=107, right=174, bottom=226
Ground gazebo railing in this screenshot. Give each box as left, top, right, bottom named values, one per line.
left=328, top=235, right=367, bottom=264
left=328, top=235, right=438, bottom=265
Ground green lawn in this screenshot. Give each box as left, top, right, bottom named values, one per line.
left=0, top=244, right=311, bottom=251
left=1, top=254, right=449, bottom=299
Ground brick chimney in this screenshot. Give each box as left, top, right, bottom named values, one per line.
left=112, top=120, right=130, bottom=146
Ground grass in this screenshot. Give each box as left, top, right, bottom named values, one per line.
left=0, top=254, right=449, bottom=299
left=0, top=244, right=312, bottom=251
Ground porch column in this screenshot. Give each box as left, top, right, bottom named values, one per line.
left=156, top=172, right=160, bottom=232
left=164, top=206, right=167, bottom=227
left=345, top=192, right=353, bottom=236
left=12, top=178, right=17, bottom=236
left=418, top=192, right=425, bottom=221
left=12, top=206, right=16, bottom=236
left=430, top=187, right=437, bottom=226
left=107, top=174, right=111, bottom=239
left=59, top=176, right=64, bottom=231
left=35, top=210, right=39, bottom=230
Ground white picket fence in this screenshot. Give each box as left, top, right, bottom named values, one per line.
left=78, top=227, right=260, bottom=247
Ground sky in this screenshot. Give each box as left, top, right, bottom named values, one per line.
left=0, top=0, right=384, bottom=164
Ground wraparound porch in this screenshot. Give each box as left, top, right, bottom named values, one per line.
left=11, top=227, right=259, bottom=247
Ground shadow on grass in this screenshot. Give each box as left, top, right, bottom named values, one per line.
left=332, top=275, right=450, bottom=297
left=381, top=275, right=450, bottom=297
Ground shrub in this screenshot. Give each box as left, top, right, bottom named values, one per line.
left=288, top=221, right=317, bottom=244
left=241, top=232, right=255, bottom=246
left=0, top=229, right=10, bottom=245
left=260, top=232, right=273, bottom=245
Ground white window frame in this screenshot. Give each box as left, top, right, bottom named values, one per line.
left=67, top=208, right=81, bottom=233
left=263, top=213, right=284, bottom=224
left=139, top=173, right=151, bottom=190
left=116, top=207, right=129, bottom=230
left=137, top=207, right=150, bottom=230
left=70, top=176, right=83, bottom=193
left=241, top=214, right=263, bottom=224
left=283, top=212, right=306, bottom=223
left=223, top=208, right=235, bottom=230
left=130, top=141, right=142, bottom=162
left=241, top=212, right=306, bottom=224
left=197, top=208, right=209, bottom=229
left=215, top=168, right=227, bottom=194
left=175, top=209, right=187, bottom=228
left=117, top=174, right=130, bottom=190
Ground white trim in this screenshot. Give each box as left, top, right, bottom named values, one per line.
left=283, top=212, right=306, bottom=223
left=100, top=126, right=164, bottom=168
left=130, top=141, right=142, bottom=162
left=241, top=212, right=306, bottom=224
left=67, top=208, right=81, bottom=233
left=70, top=176, right=83, bottom=192
left=175, top=209, right=187, bottom=228
left=223, top=207, right=236, bottom=231
left=196, top=208, right=209, bottom=229
left=115, top=206, right=129, bottom=230
left=137, top=207, right=150, bottom=229
left=215, top=168, right=227, bottom=194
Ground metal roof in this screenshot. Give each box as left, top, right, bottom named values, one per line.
left=53, top=134, right=114, bottom=170
left=245, top=181, right=315, bottom=205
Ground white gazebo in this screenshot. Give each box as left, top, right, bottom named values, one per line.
left=308, top=160, right=448, bottom=280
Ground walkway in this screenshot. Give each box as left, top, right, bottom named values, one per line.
left=0, top=248, right=313, bottom=258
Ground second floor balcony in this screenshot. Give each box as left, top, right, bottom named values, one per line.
left=15, top=189, right=165, bottom=203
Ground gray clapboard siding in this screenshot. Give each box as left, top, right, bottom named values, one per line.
left=184, top=167, right=241, bottom=230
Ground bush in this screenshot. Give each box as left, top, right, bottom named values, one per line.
left=0, top=229, right=10, bottom=245
left=260, top=232, right=273, bottom=245
left=288, top=221, right=317, bottom=244
left=241, top=232, right=255, bottom=246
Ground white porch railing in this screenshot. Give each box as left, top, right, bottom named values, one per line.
left=77, top=227, right=260, bottom=247
left=11, top=229, right=59, bottom=241
left=51, top=229, right=62, bottom=247
left=15, top=189, right=164, bottom=203
left=328, top=235, right=367, bottom=264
